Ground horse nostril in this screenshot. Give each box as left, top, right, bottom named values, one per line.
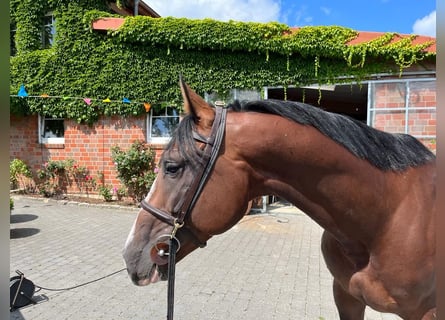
left=130, top=273, right=140, bottom=285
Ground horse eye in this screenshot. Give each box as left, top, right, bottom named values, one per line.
left=164, top=162, right=182, bottom=176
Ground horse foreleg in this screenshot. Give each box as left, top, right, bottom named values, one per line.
left=333, top=280, right=365, bottom=320
left=321, top=231, right=366, bottom=320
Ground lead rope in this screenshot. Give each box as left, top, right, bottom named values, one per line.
left=166, top=220, right=182, bottom=320
left=167, top=237, right=178, bottom=320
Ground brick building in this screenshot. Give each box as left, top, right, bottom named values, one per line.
left=10, top=114, right=151, bottom=189
left=10, top=2, right=436, bottom=197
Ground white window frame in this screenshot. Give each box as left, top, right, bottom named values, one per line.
left=205, top=88, right=261, bottom=105
left=146, top=106, right=180, bottom=144
left=42, top=12, right=56, bottom=48
left=38, top=114, right=65, bottom=144
left=367, top=77, right=436, bottom=139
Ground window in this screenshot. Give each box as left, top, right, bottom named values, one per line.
left=368, top=78, right=436, bottom=151
left=39, top=115, right=65, bottom=144
left=10, top=23, right=16, bottom=56
left=42, top=14, right=55, bottom=48
left=147, top=107, right=180, bottom=143
left=205, top=89, right=261, bottom=105
left=368, top=79, right=436, bottom=139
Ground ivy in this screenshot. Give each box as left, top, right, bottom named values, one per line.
left=343, top=33, right=434, bottom=75
left=113, top=16, right=290, bottom=55
left=12, top=0, right=47, bottom=53
left=10, top=1, right=435, bottom=124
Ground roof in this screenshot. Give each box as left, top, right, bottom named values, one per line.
left=92, top=18, right=436, bottom=54
left=109, top=0, right=160, bottom=17
left=93, top=17, right=126, bottom=30
left=345, top=31, right=435, bottom=53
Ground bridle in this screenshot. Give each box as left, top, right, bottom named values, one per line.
left=139, top=105, right=228, bottom=320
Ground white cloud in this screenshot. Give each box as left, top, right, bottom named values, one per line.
left=320, top=7, right=331, bottom=16
left=293, top=5, right=312, bottom=26
left=304, top=16, right=313, bottom=23
left=412, top=10, right=436, bottom=37
left=145, top=0, right=281, bottom=23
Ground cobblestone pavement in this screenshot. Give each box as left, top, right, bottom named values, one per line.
left=10, top=196, right=401, bottom=320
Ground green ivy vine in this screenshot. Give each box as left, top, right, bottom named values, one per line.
left=10, top=0, right=435, bottom=124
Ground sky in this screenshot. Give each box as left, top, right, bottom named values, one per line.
left=144, top=0, right=436, bottom=37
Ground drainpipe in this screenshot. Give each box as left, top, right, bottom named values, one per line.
left=134, top=0, right=140, bottom=16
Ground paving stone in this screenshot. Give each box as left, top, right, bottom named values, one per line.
left=10, top=196, right=401, bottom=320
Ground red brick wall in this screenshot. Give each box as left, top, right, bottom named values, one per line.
left=10, top=114, right=166, bottom=194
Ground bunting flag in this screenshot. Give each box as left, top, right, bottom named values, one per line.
left=17, top=84, right=28, bottom=97
left=11, top=84, right=164, bottom=112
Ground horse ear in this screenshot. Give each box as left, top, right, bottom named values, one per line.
left=179, top=77, right=215, bottom=129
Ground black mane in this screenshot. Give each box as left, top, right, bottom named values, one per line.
left=166, top=99, right=435, bottom=172
left=232, top=99, right=435, bottom=171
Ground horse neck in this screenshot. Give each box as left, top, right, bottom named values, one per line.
left=226, top=112, right=391, bottom=244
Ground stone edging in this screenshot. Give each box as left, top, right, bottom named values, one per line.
left=10, top=194, right=140, bottom=212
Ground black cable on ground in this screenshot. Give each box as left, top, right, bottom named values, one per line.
left=34, top=267, right=127, bottom=292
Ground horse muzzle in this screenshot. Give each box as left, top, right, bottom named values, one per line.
left=130, top=263, right=167, bottom=286
left=128, top=235, right=181, bottom=286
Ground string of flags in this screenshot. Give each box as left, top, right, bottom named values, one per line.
left=12, top=84, right=152, bottom=112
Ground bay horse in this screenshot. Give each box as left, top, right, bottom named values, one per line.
left=123, top=79, right=436, bottom=319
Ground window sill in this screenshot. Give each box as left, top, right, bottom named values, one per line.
left=148, top=138, right=170, bottom=145
left=41, top=143, right=65, bottom=149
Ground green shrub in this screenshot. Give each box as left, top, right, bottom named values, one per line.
left=111, top=140, right=157, bottom=202
left=113, top=185, right=127, bottom=200
left=36, top=159, right=74, bottom=197
left=98, top=184, right=113, bottom=201
left=68, top=164, right=91, bottom=194
left=10, top=158, right=32, bottom=190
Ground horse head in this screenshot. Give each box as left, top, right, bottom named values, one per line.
left=123, top=79, right=251, bottom=286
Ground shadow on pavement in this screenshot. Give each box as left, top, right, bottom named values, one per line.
left=10, top=214, right=39, bottom=224
left=10, top=294, right=49, bottom=319
left=9, top=309, right=25, bottom=320
left=10, top=228, right=40, bottom=239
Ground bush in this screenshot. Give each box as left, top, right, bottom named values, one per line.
left=113, top=185, right=127, bottom=200
left=36, top=159, right=74, bottom=197
left=68, top=164, right=93, bottom=194
left=10, top=158, right=32, bottom=190
left=111, top=140, right=157, bottom=202
left=98, top=184, right=113, bottom=202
